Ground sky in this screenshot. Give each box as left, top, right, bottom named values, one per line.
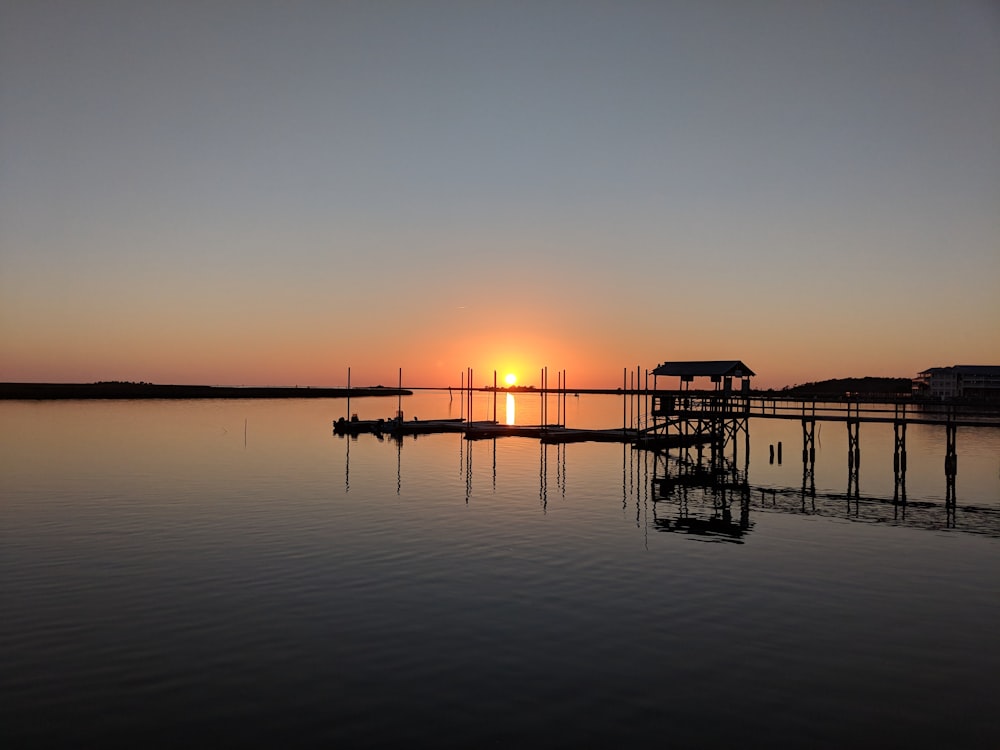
left=1, top=0, right=998, bottom=390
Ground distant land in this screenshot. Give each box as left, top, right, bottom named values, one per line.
left=0, top=382, right=411, bottom=400
left=0, top=377, right=914, bottom=400
left=773, top=377, right=911, bottom=397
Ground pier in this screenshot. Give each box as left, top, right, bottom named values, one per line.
left=334, top=405, right=1000, bottom=539
left=334, top=361, right=1000, bottom=510
left=633, top=390, right=999, bottom=507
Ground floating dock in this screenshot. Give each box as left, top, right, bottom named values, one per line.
left=334, top=416, right=711, bottom=447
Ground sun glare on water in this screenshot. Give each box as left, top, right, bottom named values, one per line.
left=504, top=373, right=517, bottom=386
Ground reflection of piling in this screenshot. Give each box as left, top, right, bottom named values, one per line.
left=801, top=418, right=816, bottom=494
left=847, top=402, right=860, bottom=499
left=945, top=419, right=958, bottom=507
left=893, top=418, right=907, bottom=505
left=801, top=419, right=816, bottom=463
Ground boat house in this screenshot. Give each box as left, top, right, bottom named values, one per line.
left=651, top=360, right=755, bottom=393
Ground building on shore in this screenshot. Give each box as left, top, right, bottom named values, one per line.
left=913, top=365, right=1000, bottom=402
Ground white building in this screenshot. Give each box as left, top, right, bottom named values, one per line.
left=913, top=365, right=1000, bottom=401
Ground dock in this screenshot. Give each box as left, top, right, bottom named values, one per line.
left=332, top=415, right=729, bottom=448
left=334, top=416, right=657, bottom=445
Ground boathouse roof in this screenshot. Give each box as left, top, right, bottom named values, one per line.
left=652, top=360, right=755, bottom=378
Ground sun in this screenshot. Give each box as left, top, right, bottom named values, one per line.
left=504, top=373, right=517, bottom=386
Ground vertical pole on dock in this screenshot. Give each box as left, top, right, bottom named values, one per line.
left=563, top=369, right=567, bottom=428
left=629, top=370, right=634, bottom=431
left=544, top=367, right=549, bottom=428
left=398, top=367, right=403, bottom=421
left=469, top=368, right=473, bottom=424
left=493, top=370, right=497, bottom=423
left=460, top=370, right=465, bottom=422
left=623, top=367, right=627, bottom=432
left=347, top=366, right=351, bottom=421
left=636, top=366, right=641, bottom=430
left=644, top=369, right=649, bottom=435
left=556, top=370, right=561, bottom=428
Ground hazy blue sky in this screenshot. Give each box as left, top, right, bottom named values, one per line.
left=2, top=0, right=998, bottom=388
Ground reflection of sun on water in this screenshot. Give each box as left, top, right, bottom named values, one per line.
left=505, top=393, right=515, bottom=425
left=504, top=373, right=517, bottom=386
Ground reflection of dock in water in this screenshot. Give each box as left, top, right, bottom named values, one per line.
left=649, top=452, right=752, bottom=543
left=751, top=485, right=1000, bottom=538
left=645, top=449, right=1000, bottom=540
left=653, top=514, right=749, bottom=542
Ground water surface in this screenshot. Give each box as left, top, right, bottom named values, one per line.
left=2, top=395, right=998, bottom=747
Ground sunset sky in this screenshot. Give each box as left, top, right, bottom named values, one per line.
left=2, top=1, right=998, bottom=389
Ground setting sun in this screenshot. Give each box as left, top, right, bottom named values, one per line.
left=504, top=373, right=517, bottom=386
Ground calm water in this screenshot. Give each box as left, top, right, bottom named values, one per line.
left=3, top=393, right=999, bottom=747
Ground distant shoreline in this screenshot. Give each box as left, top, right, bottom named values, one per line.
left=1, top=376, right=923, bottom=402
left=0, top=383, right=411, bottom=400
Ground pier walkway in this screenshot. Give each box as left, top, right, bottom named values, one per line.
left=645, top=393, right=1000, bottom=429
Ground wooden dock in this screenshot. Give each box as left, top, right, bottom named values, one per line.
left=333, top=416, right=721, bottom=447
left=335, top=417, right=677, bottom=445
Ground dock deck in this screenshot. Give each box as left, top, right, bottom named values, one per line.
left=334, top=416, right=712, bottom=447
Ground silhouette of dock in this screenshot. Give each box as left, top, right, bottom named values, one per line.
left=334, top=416, right=658, bottom=445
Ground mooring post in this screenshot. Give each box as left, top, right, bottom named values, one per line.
left=556, top=370, right=561, bottom=428
left=544, top=367, right=549, bottom=428
left=636, top=365, right=641, bottom=430
left=643, top=369, right=649, bottom=435
left=628, top=369, right=634, bottom=431
left=622, top=367, right=627, bottom=433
